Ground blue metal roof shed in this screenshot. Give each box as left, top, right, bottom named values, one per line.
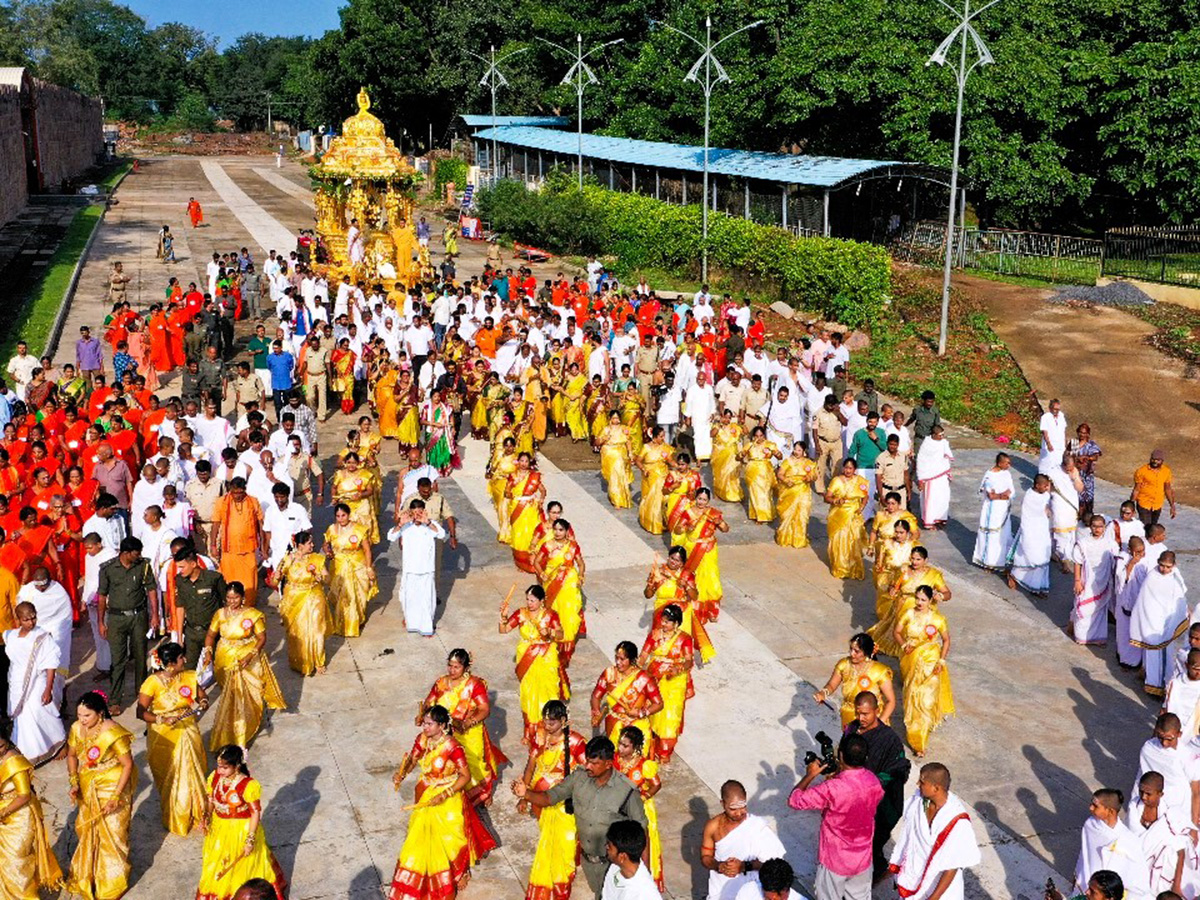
left=459, top=115, right=570, bottom=129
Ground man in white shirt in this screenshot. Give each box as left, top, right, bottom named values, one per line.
left=393, top=499, right=446, bottom=637
left=5, top=342, right=38, bottom=401
left=693, top=294, right=716, bottom=324
left=82, top=494, right=128, bottom=552
left=587, top=257, right=604, bottom=292
left=734, top=859, right=804, bottom=900
left=601, top=820, right=662, bottom=900
left=1039, top=398, right=1068, bottom=474
left=823, top=331, right=850, bottom=379
left=611, top=325, right=639, bottom=376
left=263, top=483, right=313, bottom=572
left=693, top=283, right=713, bottom=309
left=656, top=370, right=683, bottom=444
left=417, top=351, right=448, bottom=396
left=82, top=533, right=118, bottom=675
left=206, top=253, right=220, bottom=298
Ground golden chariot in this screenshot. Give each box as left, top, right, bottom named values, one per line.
left=311, top=87, right=423, bottom=286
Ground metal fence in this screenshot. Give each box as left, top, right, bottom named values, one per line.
left=892, top=222, right=1102, bottom=285
left=1103, top=226, right=1200, bottom=286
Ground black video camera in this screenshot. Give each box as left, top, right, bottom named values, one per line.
left=803, top=731, right=838, bottom=776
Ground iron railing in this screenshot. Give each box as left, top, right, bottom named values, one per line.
left=1102, top=226, right=1200, bottom=286
left=892, top=222, right=1102, bottom=285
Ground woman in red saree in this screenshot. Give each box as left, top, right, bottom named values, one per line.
left=590, top=640, right=663, bottom=756
left=11, top=506, right=60, bottom=581
left=505, top=453, right=544, bottom=573
left=103, top=303, right=133, bottom=351
left=533, top=519, right=586, bottom=676
left=148, top=308, right=174, bottom=373
left=0, top=449, right=23, bottom=505
left=46, top=493, right=83, bottom=619
left=66, top=466, right=99, bottom=521
left=165, top=306, right=188, bottom=369
left=125, top=322, right=159, bottom=391
left=679, top=488, right=729, bottom=623
left=186, top=197, right=203, bottom=228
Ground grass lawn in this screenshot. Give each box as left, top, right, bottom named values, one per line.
left=966, top=253, right=1100, bottom=285
left=5, top=204, right=104, bottom=358
left=99, top=161, right=133, bottom=191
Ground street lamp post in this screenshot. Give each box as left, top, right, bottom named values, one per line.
left=655, top=16, right=763, bottom=282
left=538, top=34, right=624, bottom=190
left=927, top=0, right=998, bottom=356
left=469, top=44, right=531, bottom=183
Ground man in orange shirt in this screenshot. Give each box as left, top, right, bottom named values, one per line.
left=210, top=476, right=264, bottom=605
left=1131, top=449, right=1177, bottom=526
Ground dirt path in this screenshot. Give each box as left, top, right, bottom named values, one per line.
left=938, top=268, right=1200, bottom=495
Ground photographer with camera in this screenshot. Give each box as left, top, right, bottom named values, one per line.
left=787, top=733, right=882, bottom=900
left=844, top=691, right=911, bottom=883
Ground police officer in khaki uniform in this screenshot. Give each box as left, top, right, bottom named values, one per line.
left=813, top=395, right=845, bottom=493
left=303, top=333, right=331, bottom=421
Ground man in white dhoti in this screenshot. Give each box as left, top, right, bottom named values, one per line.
left=1116, top=537, right=1148, bottom=669
left=1127, top=772, right=1192, bottom=897
left=888, top=763, right=980, bottom=900
left=82, top=533, right=117, bottom=679
left=1039, top=398, right=1068, bottom=474
left=139, top=506, right=179, bottom=595
left=1008, top=475, right=1053, bottom=595
left=1165, top=650, right=1200, bottom=738
left=915, top=426, right=953, bottom=529
left=394, top=499, right=446, bottom=637
left=1130, top=714, right=1198, bottom=826
left=347, top=218, right=365, bottom=267
left=2, top=601, right=66, bottom=763
left=1074, top=788, right=1151, bottom=900
left=17, top=569, right=72, bottom=703
left=701, top=780, right=786, bottom=900
left=1071, top=515, right=1119, bottom=646
left=972, top=453, right=1014, bottom=571
left=1047, top=454, right=1085, bottom=568
left=1131, top=551, right=1189, bottom=697
left=684, top=371, right=717, bottom=462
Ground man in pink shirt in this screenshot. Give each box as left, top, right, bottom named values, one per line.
left=787, top=734, right=883, bottom=900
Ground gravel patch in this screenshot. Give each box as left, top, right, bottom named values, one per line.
left=1048, top=281, right=1155, bottom=307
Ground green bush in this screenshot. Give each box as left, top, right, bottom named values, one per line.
left=433, top=157, right=470, bottom=198
left=170, top=92, right=216, bottom=133
left=476, top=180, right=890, bottom=327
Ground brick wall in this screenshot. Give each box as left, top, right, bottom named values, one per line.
left=0, top=85, right=27, bottom=228
left=33, top=78, right=103, bottom=190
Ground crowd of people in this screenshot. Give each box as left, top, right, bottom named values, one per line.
left=0, top=196, right=1183, bottom=900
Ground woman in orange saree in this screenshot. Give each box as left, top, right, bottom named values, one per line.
left=418, top=649, right=508, bottom=806
left=590, top=641, right=663, bottom=756
left=644, top=545, right=715, bottom=663
left=533, top=519, right=586, bottom=673
left=388, top=705, right=497, bottom=900
left=505, top=453, right=545, bottom=573
left=148, top=308, right=174, bottom=373
left=499, top=586, right=566, bottom=744
left=125, top=322, right=159, bottom=391
left=374, top=363, right=400, bottom=439
left=639, top=604, right=695, bottom=764
left=679, top=488, right=729, bottom=624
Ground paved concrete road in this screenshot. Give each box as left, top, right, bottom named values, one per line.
left=36, top=155, right=1183, bottom=899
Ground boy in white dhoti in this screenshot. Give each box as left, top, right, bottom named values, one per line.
left=1007, top=475, right=1053, bottom=595
left=1071, top=515, right=1119, bottom=646
left=16, top=569, right=72, bottom=703
left=3, top=602, right=66, bottom=762
left=1174, top=624, right=1200, bottom=681
left=701, top=780, right=786, bottom=900
left=1074, top=787, right=1151, bottom=900
left=1116, top=538, right=1148, bottom=669
left=1131, top=551, right=1189, bottom=697
left=1127, top=772, right=1192, bottom=898
left=888, top=763, right=980, bottom=900
left=394, top=499, right=446, bottom=637
left=915, top=426, right=953, bottom=529
left=1130, top=714, right=1198, bottom=827
left=1164, top=649, right=1200, bottom=737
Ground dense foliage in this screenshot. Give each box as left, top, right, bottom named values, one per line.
left=5, top=0, right=1200, bottom=230
left=478, top=177, right=891, bottom=327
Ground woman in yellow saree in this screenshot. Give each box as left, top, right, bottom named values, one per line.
left=357, top=415, right=384, bottom=514
left=598, top=412, right=634, bottom=509
left=517, top=699, right=586, bottom=900
left=639, top=604, right=694, bottom=764
left=324, top=504, right=378, bottom=637
left=824, top=458, right=869, bottom=580
left=619, top=385, right=646, bottom=457
left=483, top=373, right=512, bottom=441
left=680, top=488, right=729, bottom=623
left=635, top=427, right=673, bottom=534
left=871, top=519, right=916, bottom=627
left=709, top=410, right=744, bottom=503
left=388, top=705, right=497, bottom=900
left=775, top=441, right=818, bottom=547
left=331, top=337, right=357, bottom=415
left=65, top=691, right=135, bottom=900
left=276, top=531, right=330, bottom=675
left=500, top=585, right=566, bottom=745
left=418, top=649, right=508, bottom=806
left=510, top=397, right=535, bottom=456
left=332, top=451, right=380, bottom=544
left=869, top=493, right=920, bottom=600
left=505, top=452, right=545, bottom=572
left=0, top=722, right=62, bottom=898
left=894, top=585, right=955, bottom=756
left=374, top=363, right=401, bottom=439
left=811, top=633, right=897, bottom=728
left=545, top=357, right=567, bottom=436
left=203, top=582, right=286, bottom=751
left=663, top=454, right=703, bottom=540
left=534, top=519, right=586, bottom=671
left=394, top=369, right=421, bottom=450
left=586, top=376, right=610, bottom=450
left=615, top=727, right=664, bottom=893
left=644, top=546, right=715, bottom=663
left=563, top=363, right=589, bottom=442
left=739, top=426, right=782, bottom=524
left=591, top=641, right=663, bottom=755
left=871, top=546, right=950, bottom=657
left=197, top=744, right=287, bottom=900
left=468, top=364, right=491, bottom=439
left=137, top=641, right=208, bottom=835
left=487, top=436, right=518, bottom=545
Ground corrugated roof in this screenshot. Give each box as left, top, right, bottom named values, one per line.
left=460, top=115, right=570, bottom=128
left=473, top=125, right=940, bottom=189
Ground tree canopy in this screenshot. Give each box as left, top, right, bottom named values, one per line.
left=2, top=0, right=1199, bottom=231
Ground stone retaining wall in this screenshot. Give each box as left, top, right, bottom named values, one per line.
left=33, top=78, right=104, bottom=190
left=0, top=85, right=26, bottom=228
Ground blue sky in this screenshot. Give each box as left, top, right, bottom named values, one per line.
left=122, top=0, right=344, bottom=46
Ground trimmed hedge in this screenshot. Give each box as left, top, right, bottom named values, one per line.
left=476, top=179, right=891, bottom=328
left=433, top=157, right=469, bottom=197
